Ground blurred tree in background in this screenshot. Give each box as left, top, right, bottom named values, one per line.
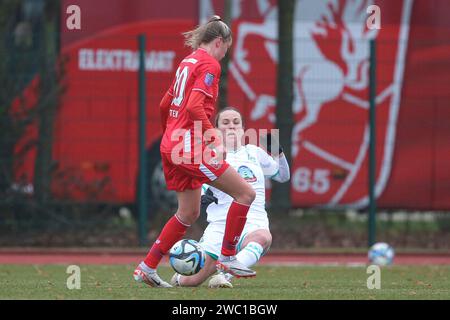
left=0, top=0, right=28, bottom=196
left=0, top=0, right=63, bottom=204
left=33, top=0, right=62, bottom=203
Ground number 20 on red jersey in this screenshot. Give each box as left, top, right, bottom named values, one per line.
left=172, top=66, right=189, bottom=107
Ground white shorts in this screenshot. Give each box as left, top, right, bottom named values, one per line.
left=199, top=217, right=270, bottom=260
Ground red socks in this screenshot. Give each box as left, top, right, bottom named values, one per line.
left=221, top=201, right=250, bottom=257
left=144, top=215, right=189, bottom=269
left=144, top=201, right=250, bottom=267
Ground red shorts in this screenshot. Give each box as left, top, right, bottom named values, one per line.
left=161, top=151, right=229, bottom=192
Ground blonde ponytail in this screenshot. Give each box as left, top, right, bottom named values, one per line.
left=183, top=15, right=232, bottom=50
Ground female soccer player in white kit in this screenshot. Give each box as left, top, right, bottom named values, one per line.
left=171, top=107, right=290, bottom=288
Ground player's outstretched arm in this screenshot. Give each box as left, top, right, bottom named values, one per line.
left=256, top=143, right=290, bottom=183
left=272, top=153, right=290, bottom=183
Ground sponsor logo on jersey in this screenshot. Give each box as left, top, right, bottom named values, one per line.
left=238, top=166, right=257, bottom=183
left=204, top=72, right=214, bottom=86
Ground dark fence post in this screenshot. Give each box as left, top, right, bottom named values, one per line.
left=138, top=34, right=148, bottom=246
left=368, top=39, right=377, bottom=247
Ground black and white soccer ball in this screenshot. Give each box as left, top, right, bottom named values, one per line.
left=368, top=242, right=395, bottom=266
left=169, top=239, right=206, bottom=276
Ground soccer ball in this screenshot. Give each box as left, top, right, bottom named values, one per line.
left=169, top=239, right=206, bottom=276
left=368, top=242, right=395, bottom=266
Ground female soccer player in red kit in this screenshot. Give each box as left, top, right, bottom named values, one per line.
left=133, top=16, right=257, bottom=287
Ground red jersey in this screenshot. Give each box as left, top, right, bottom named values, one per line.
left=160, top=48, right=221, bottom=154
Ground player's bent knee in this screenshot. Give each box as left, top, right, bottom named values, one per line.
left=263, top=233, right=273, bottom=249
left=250, top=230, right=272, bottom=249
left=236, top=188, right=256, bottom=205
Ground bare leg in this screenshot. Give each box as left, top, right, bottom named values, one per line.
left=175, top=188, right=202, bottom=225
left=209, top=167, right=256, bottom=262
left=208, top=167, right=258, bottom=277
left=209, top=166, right=256, bottom=205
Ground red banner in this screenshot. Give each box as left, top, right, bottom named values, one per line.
left=15, top=0, right=450, bottom=209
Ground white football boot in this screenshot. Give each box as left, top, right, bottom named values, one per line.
left=133, top=263, right=172, bottom=288
left=216, top=255, right=256, bottom=278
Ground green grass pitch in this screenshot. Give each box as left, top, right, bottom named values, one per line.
left=0, top=265, right=449, bottom=300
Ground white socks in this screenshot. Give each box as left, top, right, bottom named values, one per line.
left=236, top=241, right=264, bottom=268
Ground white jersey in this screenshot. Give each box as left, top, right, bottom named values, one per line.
left=202, top=144, right=281, bottom=224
